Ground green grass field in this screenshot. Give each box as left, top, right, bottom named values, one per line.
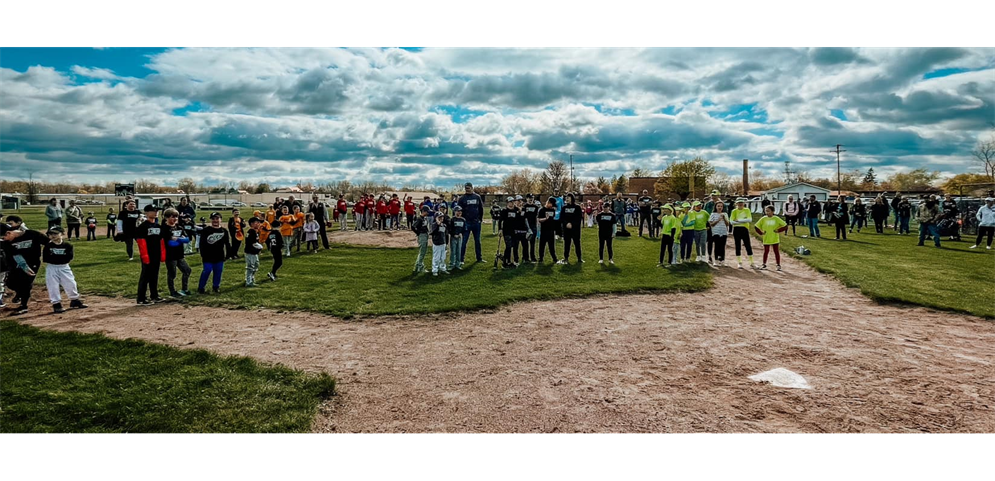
left=5, top=207, right=712, bottom=317
left=770, top=217, right=994, bottom=318
left=0, top=320, right=335, bottom=432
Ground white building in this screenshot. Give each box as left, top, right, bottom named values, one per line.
left=764, top=182, right=831, bottom=202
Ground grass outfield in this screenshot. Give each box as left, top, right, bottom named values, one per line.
left=767, top=218, right=995, bottom=319
left=0, top=320, right=335, bottom=432
left=7, top=207, right=712, bottom=317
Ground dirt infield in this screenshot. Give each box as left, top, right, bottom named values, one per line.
left=8, top=254, right=994, bottom=432
left=327, top=229, right=416, bottom=248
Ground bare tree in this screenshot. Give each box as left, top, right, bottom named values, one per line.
left=973, top=133, right=995, bottom=181
left=177, top=177, right=197, bottom=195
left=539, top=161, right=569, bottom=193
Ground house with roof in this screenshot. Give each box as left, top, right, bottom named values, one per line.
left=763, top=182, right=831, bottom=201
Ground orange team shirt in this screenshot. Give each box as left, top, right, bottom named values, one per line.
left=258, top=221, right=271, bottom=242
left=265, top=209, right=276, bottom=224
left=293, top=212, right=305, bottom=228
left=279, top=215, right=295, bottom=236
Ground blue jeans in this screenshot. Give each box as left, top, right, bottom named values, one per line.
left=461, top=221, right=482, bottom=262
left=918, top=223, right=940, bottom=246
left=807, top=217, right=821, bottom=237
left=899, top=215, right=910, bottom=234
left=198, top=261, right=224, bottom=290
left=449, top=236, right=463, bottom=269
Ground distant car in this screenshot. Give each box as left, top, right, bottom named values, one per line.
left=231, top=201, right=247, bottom=207
left=198, top=202, right=213, bottom=209
left=251, top=202, right=268, bottom=207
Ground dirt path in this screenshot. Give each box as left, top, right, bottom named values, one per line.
left=8, top=254, right=994, bottom=432
left=327, top=229, right=416, bottom=248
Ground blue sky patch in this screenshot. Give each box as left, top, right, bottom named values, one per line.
left=172, top=101, right=207, bottom=116
left=922, top=66, right=990, bottom=80
left=830, top=109, right=848, bottom=121
left=709, top=103, right=768, bottom=123
left=0, top=47, right=167, bottom=78
left=433, top=104, right=488, bottom=123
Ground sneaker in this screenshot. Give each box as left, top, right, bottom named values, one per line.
left=13, top=306, right=28, bottom=315
left=657, top=263, right=663, bottom=267
left=212, top=287, right=220, bottom=293
left=599, top=259, right=604, bottom=264
left=70, top=300, right=88, bottom=309
left=556, top=260, right=567, bottom=265
left=776, top=264, right=782, bottom=271
left=128, top=257, right=134, bottom=261
left=53, top=303, right=65, bottom=313
left=988, top=246, right=992, bottom=250
left=433, top=272, right=439, bottom=277
left=609, top=259, right=615, bottom=265
left=137, top=299, right=152, bottom=305
left=969, top=245, right=978, bottom=249
left=151, top=297, right=166, bottom=303
left=738, top=262, right=743, bottom=269
left=169, top=291, right=181, bottom=298
left=179, top=290, right=190, bottom=296
left=579, top=259, right=585, bottom=263
left=759, top=264, right=767, bottom=270
left=197, top=288, right=207, bottom=294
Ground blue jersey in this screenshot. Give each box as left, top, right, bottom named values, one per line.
left=554, top=196, right=564, bottom=220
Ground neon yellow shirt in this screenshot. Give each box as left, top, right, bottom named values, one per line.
left=730, top=207, right=753, bottom=230
left=755, top=215, right=787, bottom=245
left=661, top=214, right=678, bottom=237
left=693, top=210, right=709, bottom=230
left=673, top=211, right=683, bottom=236
left=681, top=213, right=696, bottom=230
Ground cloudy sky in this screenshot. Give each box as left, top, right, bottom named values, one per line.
left=1, top=47, right=992, bottom=188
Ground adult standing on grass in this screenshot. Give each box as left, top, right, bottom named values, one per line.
left=805, top=194, right=822, bottom=238
left=561, top=193, right=584, bottom=264
left=178, top=197, right=196, bottom=220
left=916, top=195, right=942, bottom=248
left=308, top=194, right=330, bottom=249
left=45, top=198, right=63, bottom=229
left=522, top=193, right=539, bottom=262
left=117, top=200, right=142, bottom=261
left=832, top=195, right=850, bottom=240
left=227, top=208, right=245, bottom=260
left=871, top=197, right=890, bottom=233
left=596, top=202, right=617, bottom=265
left=849, top=198, right=867, bottom=234
left=890, top=193, right=902, bottom=230
left=537, top=197, right=560, bottom=264
left=704, top=190, right=722, bottom=260
left=969, top=197, right=995, bottom=250
left=457, top=183, right=485, bottom=264
left=637, top=189, right=654, bottom=237
left=612, top=192, right=627, bottom=231
left=65, top=200, right=83, bottom=240
left=897, top=197, right=912, bottom=234
left=783, top=195, right=800, bottom=236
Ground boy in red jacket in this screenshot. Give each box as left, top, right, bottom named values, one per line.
left=389, top=194, right=402, bottom=230
left=376, top=196, right=388, bottom=230
left=404, top=195, right=416, bottom=229
left=365, top=194, right=375, bottom=230
left=135, top=204, right=167, bottom=305
left=336, top=194, right=349, bottom=231
left=353, top=195, right=366, bottom=231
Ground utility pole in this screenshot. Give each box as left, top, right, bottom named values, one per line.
left=831, top=144, right=846, bottom=194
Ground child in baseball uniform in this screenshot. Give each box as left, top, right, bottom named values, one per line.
left=43, top=226, right=88, bottom=313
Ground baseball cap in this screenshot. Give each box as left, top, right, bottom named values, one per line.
left=710, top=190, right=721, bottom=196
left=143, top=204, right=157, bottom=212
left=736, top=197, right=747, bottom=203
left=420, top=205, right=430, bottom=212
left=662, top=204, right=673, bottom=211
left=681, top=202, right=691, bottom=209
left=692, top=201, right=702, bottom=207
left=986, top=197, right=994, bottom=202
left=46, top=226, right=65, bottom=235
left=210, top=212, right=222, bottom=219
left=453, top=205, right=463, bottom=211
left=464, top=182, right=473, bottom=188
left=514, top=195, right=523, bottom=201
left=506, top=196, right=514, bottom=202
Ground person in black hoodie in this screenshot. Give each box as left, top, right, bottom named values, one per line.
left=163, top=208, right=192, bottom=297
left=448, top=206, right=467, bottom=271
left=596, top=202, right=617, bottom=264
left=2, top=219, right=49, bottom=315
left=117, top=200, right=143, bottom=261
left=560, top=193, right=584, bottom=263
left=537, top=197, right=560, bottom=264
left=833, top=195, right=850, bottom=240
left=500, top=197, right=521, bottom=268
left=870, top=196, right=889, bottom=233
left=512, top=196, right=532, bottom=264
left=135, top=204, right=166, bottom=305
left=197, top=212, right=230, bottom=294
left=806, top=195, right=822, bottom=238
left=849, top=198, right=867, bottom=233
left=522, top=193, right=539, bottom=262
left=429, top=207, right=450, bottom=276
left=411, top=206, right=430, bottom=273
left=267, top=220, right=284, bottom=281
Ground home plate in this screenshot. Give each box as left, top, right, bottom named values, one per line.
left=749, top=368, right=812, bottom=389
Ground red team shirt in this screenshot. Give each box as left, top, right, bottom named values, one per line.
left=404, top=200, right=415, bottom=215
left=354, top=198, right=365, bottom=214
left=388, top=199, right=401, bottom=215
left=337, top=199, right=348, bottom=213
left=376, top=200, right=388, bottom=215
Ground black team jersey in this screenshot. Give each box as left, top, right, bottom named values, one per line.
left=120, top=209, right=142, bottom=237
left=164, top=223, right=188, bottom=262
left=597, top=212, right=617, bottom=237
left=450, top=216, right=466, bottom=239
left=43, top=241, right=74, bottom=265
left=561, top=203, right=582, bottom=229
left=538, top=207, right=558, bottom=234
left=244, top=229, right=262, bottom=255
left=523, top=202, right=539, bottom=228
left=198, top=226, right=229, bottom=263
left=135, top=220, right=165, bottom=264
left=6, top=230, right=49, bottom=268
left=267, top=230, right=283, bottom=251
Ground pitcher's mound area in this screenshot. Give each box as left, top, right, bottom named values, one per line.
left=328, top=229, right=416, bottom=248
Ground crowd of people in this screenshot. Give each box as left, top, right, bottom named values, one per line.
left=4, top=187, right=993, bottom=315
